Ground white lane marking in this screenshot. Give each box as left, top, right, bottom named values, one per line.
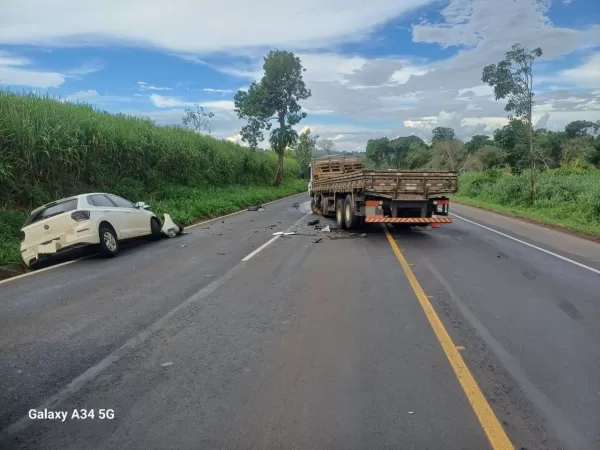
left=0, top=193, right=307, bottom=286
left=451, top=213, right=600, bottom=276
left=0, top=256, right=90, bottom=286
left=187, top=192, right=305, bottom=229
left=241, top=236, right=280, bottom=262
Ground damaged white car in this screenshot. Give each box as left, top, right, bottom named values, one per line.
left=20, top=193, right=163, bottom=269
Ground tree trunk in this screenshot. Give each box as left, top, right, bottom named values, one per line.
left=273, top=112, right=286, bottom=186
left=528, top=109, right=536, bottom=203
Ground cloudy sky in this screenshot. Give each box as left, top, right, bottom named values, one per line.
left=1, top=0, right=599, bottom=151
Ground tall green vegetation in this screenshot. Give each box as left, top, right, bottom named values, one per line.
left=234, top=50, right=311, bottom=186
left=0, top=89, right=299, bottom=210
left=455, top=170, right=600, bottom=237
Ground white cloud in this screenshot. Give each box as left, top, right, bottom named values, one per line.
left=65, top=89, right=100, bottom=102
left=0, top=0, right=433, bottom=52
left=150, top=94, right=193, bottom=108
left=203, top=88, right=234, bottom=93
left=560, top=52, right=600, bottom=89
left=0, top=50, right=65, bottom=88
left=137, top=81, right=172, bottom=91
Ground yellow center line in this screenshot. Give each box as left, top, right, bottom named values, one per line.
left=384, top=227, right=514, bottom=450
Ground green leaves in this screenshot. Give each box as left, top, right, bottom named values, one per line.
left=234, top=50, right=311, bottom=153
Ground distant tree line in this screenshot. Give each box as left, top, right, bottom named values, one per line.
left=365, top=120, right=600, bottom=172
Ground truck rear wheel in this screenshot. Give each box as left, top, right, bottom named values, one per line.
left=336, top=199, right=347, bottom=229
left=310, top=197, right=320, bottom=214
left=344, top=195, right=360, bottom=230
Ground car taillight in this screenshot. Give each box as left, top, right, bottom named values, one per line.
left=71, top=210, right=90, bottom=222
left=20, top=231, right=25, bottom=242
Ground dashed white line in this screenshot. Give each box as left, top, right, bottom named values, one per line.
left=241, top=236, right=280, bottom=262
left=451, top=212, right=600, bottom=276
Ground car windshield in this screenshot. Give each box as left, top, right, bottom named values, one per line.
left=24, top=199, right=78, bottom=226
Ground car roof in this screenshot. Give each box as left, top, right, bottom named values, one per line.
left=30, top=193, right=115, bottom=214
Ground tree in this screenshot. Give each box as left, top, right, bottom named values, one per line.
left=482, top=43, right=543, bottom=201
left=429, top=139, right=466, bottom=171
left=432, top=127, right=455, bottom=143
left=234, top=50, right=311, bottom=185
left=564, top=120, right=600, bottom=138
left=493, top=118, right=529, bottom=173
left=182, top=104, right=214, bottom=134
left=365, top=137, right=389, bottom=168
left=318, top=138, right=336, bottom=156
left=293, top=129, right=319, bottom=178
left=405, top=141, right=433, bottom=169
left=465, top=135, right=493, bottom=154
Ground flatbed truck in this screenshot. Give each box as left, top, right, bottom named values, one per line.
left=308, top=156, right=459, bottom=230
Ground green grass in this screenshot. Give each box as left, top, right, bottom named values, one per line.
left=0, top=180, right=307, bottom=267
left=455, top=169, right=600, bottom=238
left=0, top=89, right=306, bottom=268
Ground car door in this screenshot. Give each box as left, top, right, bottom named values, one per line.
left=88, top=194, right=131, bottom=239
left=107, top=194, right=149, bottom=237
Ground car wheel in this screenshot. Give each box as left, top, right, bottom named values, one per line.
left=149, top=217, right=162, bottom=241
left=99, top=226, right=119, bottom=257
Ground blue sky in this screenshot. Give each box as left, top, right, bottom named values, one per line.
left=1, top=0, right=599, bottom=150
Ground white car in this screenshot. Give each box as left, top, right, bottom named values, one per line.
left=20, top=193, right=162, bottom=269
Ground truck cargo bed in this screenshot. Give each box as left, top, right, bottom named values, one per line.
left=311, top=170, right=459, bottom=200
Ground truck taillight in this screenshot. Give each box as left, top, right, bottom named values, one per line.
left=20, top=231, right=25, bottom=242
left=71, top=210, right=90, bottom=222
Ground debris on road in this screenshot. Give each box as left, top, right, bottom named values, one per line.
left=293, top=202, right=300, bottom=209
left=322, top=225, right=331, bottom=232
left=284, top=232, right=295, bottom=235
left=161, top=214, right=184, bottom=238
left=360, top=233, right=367, bottom=238
left=308, top=219, right=320, bottom=226
left=160, top=362, right=174, bottom=367
left=313, top=238, right=323, bottom=243
left=181, top=244, right=187, bottom=248
left=247, top=205, right=264, bottom=211
left=217, top=252, right=226, bottom=256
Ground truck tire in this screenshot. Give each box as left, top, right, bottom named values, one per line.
left=336, top=199, right=347, bottom=229
left=310, top=197, right=319, bottom=214
left=344, top=195, right=360, bottom=230
left=321, top=195, right=331, bottom=217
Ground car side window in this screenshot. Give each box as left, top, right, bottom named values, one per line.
left=107, top=195, right=135, bottom=208
left=88, top=195, right=115, bottom=207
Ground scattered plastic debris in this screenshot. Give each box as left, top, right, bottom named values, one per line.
left=181, top=244, right=187, bottom=248
left=322, top=225, right=331, bottom=232
left=247, top=205, right=263, bottom=211
left=308, top=219, right=320, bottom=226
left=293, top=202, right=300, bottom=209
left=217, top=252, right=226, bottom=255
left=313, top=238, right=323, bottom=243
left=161, top=362, right=174, bottom=367
left=408, top=411, right=414, bottom=414
left=360, top=233, right=367, bottom=238
left=161, top=214, right=184, bottom=238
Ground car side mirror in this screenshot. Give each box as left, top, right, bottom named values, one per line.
left=135, top=202, right=150, bottom=210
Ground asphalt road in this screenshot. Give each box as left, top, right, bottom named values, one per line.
left=0, top=194, right=599, bottom=449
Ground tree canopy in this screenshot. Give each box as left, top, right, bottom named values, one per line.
left=234, top=50, right=311, bottom=185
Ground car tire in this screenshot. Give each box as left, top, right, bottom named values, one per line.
left=99, top=226, right=119, bottom=257
left=149, top=217, right=162, bottom=241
